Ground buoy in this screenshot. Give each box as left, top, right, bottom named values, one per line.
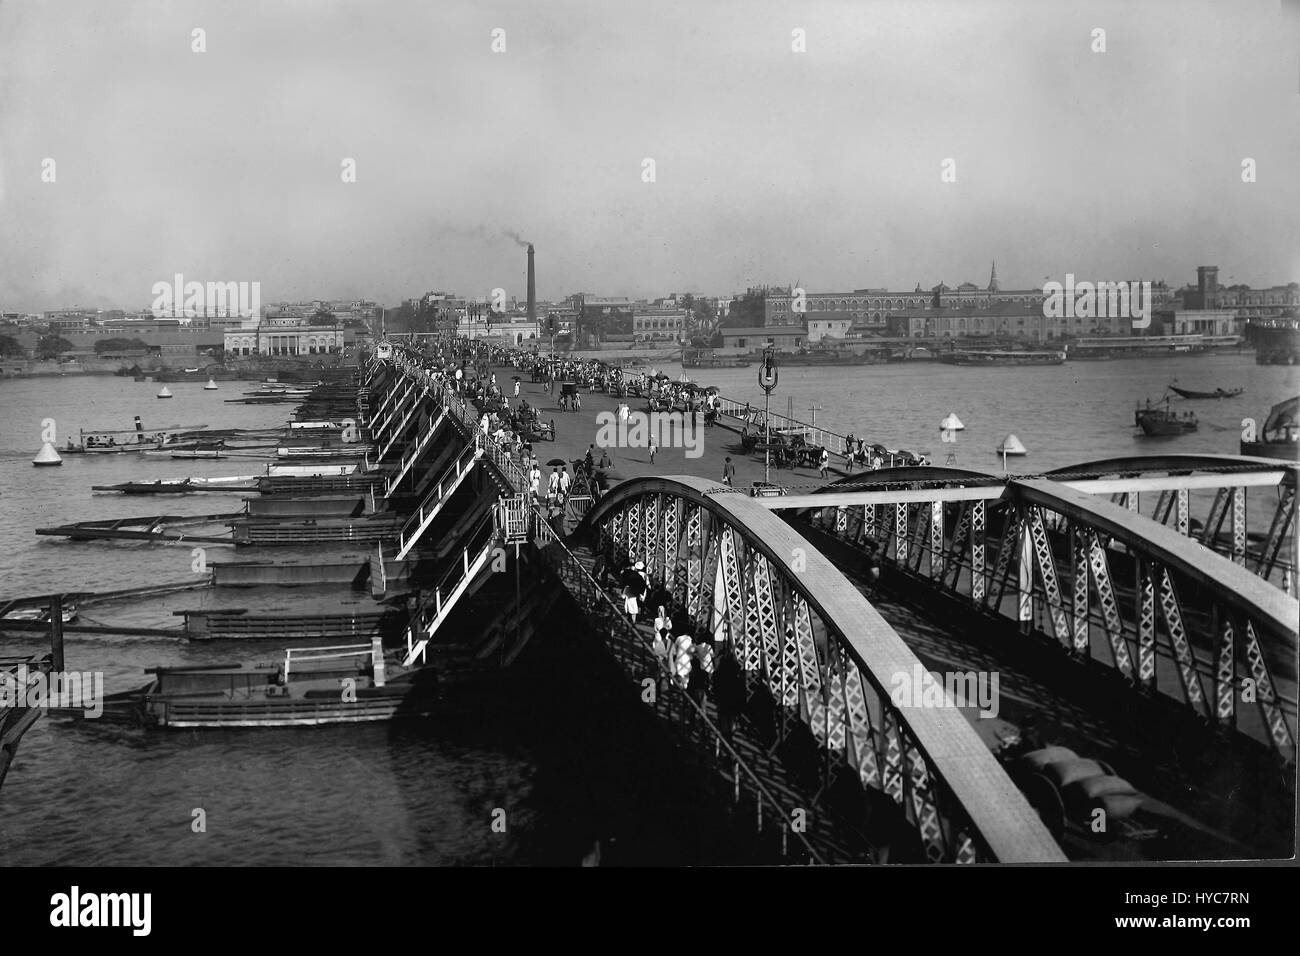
left=157, top=386, right=173, bottom=399
left=940, top=412, right=965, bottom=431
left=33, top=441, right=63, bottom=467
left=204, top=378, right=218, bottom=390
left=996, top=434, right=1027, bottom=456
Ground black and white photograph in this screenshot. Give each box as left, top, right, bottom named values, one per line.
left=0, top=0, right=1296, bottom=911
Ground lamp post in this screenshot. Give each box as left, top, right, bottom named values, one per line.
left=758, top=346, right=778, bottom=483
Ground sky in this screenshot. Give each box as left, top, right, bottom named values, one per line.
left=1, top=0, right=1298, bottom=311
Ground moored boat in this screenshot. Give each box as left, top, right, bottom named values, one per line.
left=939, top=349, right=1066, bottom=366
left=1135, top=400, right=1198, bottom=436
left=66, top=643, right=439, bottom=728
left=1168, top=384, right=1244, bottom=400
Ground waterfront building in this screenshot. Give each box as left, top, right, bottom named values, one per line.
left=719, top=324, right=806, bottom=351
left=633, top=307, right=687, bottom=343
left=223, top=322, right=346, bottom=356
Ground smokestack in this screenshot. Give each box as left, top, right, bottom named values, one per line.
left=527, top=244, right=536, bottom=326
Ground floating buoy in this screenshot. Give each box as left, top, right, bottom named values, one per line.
left=33, top=441, right=63, bottom=467
left=996, top=434, right=1027, bottom=456
left=157, top=386, right=173, bottom=399
left=204, top=378, right=218, bottom=390
left=940, top=412, right=965, bottom=431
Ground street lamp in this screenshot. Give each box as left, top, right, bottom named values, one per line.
left=758, top=345, right=778, bottom=483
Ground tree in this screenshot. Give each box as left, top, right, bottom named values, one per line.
left=36, top=335, right=74, bottom=360
left=313, top=309, right=337, bottom=325
left=93, top=337, right=150, bottom=354
left=723, top=290, right=766, bottom=328
left=0, top=333, right=24, bottom=357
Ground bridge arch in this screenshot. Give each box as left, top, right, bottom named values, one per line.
left=578, top=475, right=1065, bottom=863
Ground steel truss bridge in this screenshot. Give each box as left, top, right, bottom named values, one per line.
left=368, top=345, right=1297, bottom=864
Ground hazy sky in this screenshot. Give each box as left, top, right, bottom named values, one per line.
left=1, top=0, right=1297, bottom=310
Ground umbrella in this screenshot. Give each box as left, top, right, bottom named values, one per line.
left=547, top=457, right=567, bottom=466
left=512, top=375, right=521, bottom=381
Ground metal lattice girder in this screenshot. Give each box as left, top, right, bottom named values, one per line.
left=1127, top=492, right=1139, bottom=514
left=791, top=592, right=828, bottom=741
left=610, top=508, right=624, bottom=560
left=684, top=503, right=703, bottom=617
left=1176, top=488, right=1190, bottom=536
left=643, top=494, right=660, bottom=579
left=1154, top=489, right=1175, bottom=526
left=864, top=503, right=876, bottom=542
left=663, top=495, right=681, bottom=595
left=971, top=500, right=986, bottom=603
left=1137, top=561, right=1157, bottom=688
left=719, top=527, right=752, bottom=670
left=1231, top=487, right=1246, bottom=566
left=1215, top=616, right=1235, bottom=725
left=894, top=502, right=908, bottom=565
left=1242, top=620, right=1295, bottom=758
left=711, top=558, right=729, bottom=646
left=944, top=502, right=970, bottom=591
left=1257, top=485, right=1295, bottom=579
left=698, top=514, right=720, bottom=629
left=880, top=706, right=905, bottom=807
left=779, top=583, right=802, bottom=712
left=740, top=546, right=766, bottom=674
left=835, top=506, right=847, bottom=535
left=1071, top=527, right=1090, bottom=654
left=930, top=501, right=945, bottom=579
left=1027, top=506, right=1069, bottom=644
left=1087, top=531, right=1135, bottom=678
left=987, top=504, right=1017, bottom=613
left=844, top=503, right=864, bottom=545
left=751, top=552, right=783, bottom=687
left=903, top=731, right=950, bottom=863
left=842, top=663, right=881, bottom=789
left=1156, top=567, right=1209, bottom=717
left=1202, top=488, right=1230, bottom=546
left=823, top=634, right=848, bottom=753
left=1017, top=507, right=1034, bottom=624
left=909, top=502, right=931, bottom=574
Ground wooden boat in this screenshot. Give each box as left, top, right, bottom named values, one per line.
left=1, top=602, right=77, bottom=624
left=1135, top=400, right=1197, bottom=436
left=74, top=644, right=439, bottom=728
left=1168, top=384, right=1244, bottom=400
left=91, top=475, right=263, bottom=494
left=1240, top=396, right=1300, bottom=460
left=64, top=424, right=211, bottom=455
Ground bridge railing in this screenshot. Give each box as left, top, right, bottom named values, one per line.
left=529, top=510, right=828, bottom=863
left=713, top=397, right=848, bottom=457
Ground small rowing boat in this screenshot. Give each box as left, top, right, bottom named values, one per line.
left=1168, top=384, right=1243, bottom=400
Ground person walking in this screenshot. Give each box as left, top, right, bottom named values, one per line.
left=621, top=561, right=648, bottom=623
left=513, top=379, right=520, bottom=398
left=559, top=466, right=572, bottom=498
left=722, top=456, right=735, bottom=486
left=548, top=466, right=561, bottom=502
left=673, top=632, right=694, bottom=689
left=648, top=434, right=658, bottom=464
left=686, top=657, right=710, bottom=712
left=818, top=447, right=830, bottom=479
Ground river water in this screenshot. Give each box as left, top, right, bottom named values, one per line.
left=0, top=355, right=1294, bottom=865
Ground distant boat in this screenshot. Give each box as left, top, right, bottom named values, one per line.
left=1168, top=384, right=1244, bottom=400
left=1135, top=399, right=1197, bottom=436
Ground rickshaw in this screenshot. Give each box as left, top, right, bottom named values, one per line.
left=559, top=381, right=581, bottom=411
